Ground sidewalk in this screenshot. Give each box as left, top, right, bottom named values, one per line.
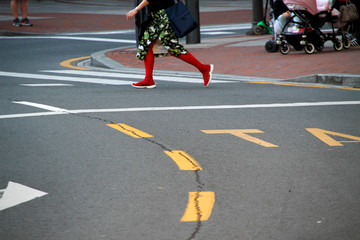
left=1, top=0, right=359, bottom=87
left=104, top=34, right=360, bottom=82
left=96, top=8, right=360, bottom=87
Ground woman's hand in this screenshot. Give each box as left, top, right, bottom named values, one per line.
left=126, top=9, right=138, bottom=20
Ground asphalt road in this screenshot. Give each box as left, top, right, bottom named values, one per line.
left=1, top=31, right=360, bottom=240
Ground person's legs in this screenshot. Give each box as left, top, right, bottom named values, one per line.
left=133, top=42, right=214, bottom=88
left=170, top=52, right=214, bottom=87
left=132, top=41, right=156, bottom=88
left=11, top=0, right=21, bottom=26
left=19, top=0, right=32, bottom=26
left=11, top=0, right=18, bottom=19
left=20, top=0, right=28, bottom=19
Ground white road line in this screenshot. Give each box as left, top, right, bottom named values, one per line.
left=61, top=30, right=135, bottom=36
left=0, top=36, right=136, bottom=43
left=0, top=112, right=65, bottom=119
left=59, top=24, right=249, bottom=35
left=1, top=101, right=359, bottom=120
left=42, top=70, right=229, bottom=84
left=69, top=101, right=360, bottom=113
left=0, top=71, right=130, bottom=85
left=202, top=31, right=235, bottom=35
left=13, top=101, right=70, bottom=112
left=42, top=69, right=147, bottom=78
left=1, top=70, right=228, bottom=84
left=20, top=84, right=73, bottom=87
left=200, top=23, right=252, bottom=32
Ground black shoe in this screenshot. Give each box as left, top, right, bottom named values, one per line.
left=21, top=18, right=33, bottom=26
left=12, top=18, right=21, bottom=27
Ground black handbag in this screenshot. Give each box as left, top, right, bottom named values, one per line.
left=165, top=0, right=199, bottom=38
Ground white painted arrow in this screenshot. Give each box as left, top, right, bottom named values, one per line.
left=0, top=181, right=48, bottom=211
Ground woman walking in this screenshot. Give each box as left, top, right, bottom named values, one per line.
left=126, top=0, right=214, bottom=89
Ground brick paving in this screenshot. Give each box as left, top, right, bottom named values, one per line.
left=107, top=35, right=360, bottom=80
left=0, top=10, right=251, bottom=34
left=0, top=13, right=135, bottom=34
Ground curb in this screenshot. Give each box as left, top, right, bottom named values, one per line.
left=90, top=48, right=127, bottom=69
left=288, top=74, right=360, bottom=88
left=90, top=48, right=360, bottom=88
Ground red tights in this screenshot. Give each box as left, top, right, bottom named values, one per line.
left=142, top=41, right=207, bottom=85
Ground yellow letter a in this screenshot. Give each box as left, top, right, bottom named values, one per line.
left=306, top=128, right=360, bottom=146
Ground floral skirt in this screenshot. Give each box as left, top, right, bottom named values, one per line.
left=136, top=9, right=188, bottom=60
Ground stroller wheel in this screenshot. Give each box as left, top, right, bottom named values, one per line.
left=254, top=26, right=263, bottom=35
left=304, top=43, right=315, bottom=54
left=265, top=40, right=278, bottom=53
left=280, top=43, right=290, bottom=55
left=343, top=37, right=351, bottom=49
left=334, top=38, right=343, bottom=51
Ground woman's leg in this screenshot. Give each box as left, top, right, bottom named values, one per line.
left=171, top=52, right=214, bottom=87
left=132, top=41, right=156, bottom=88
left=20, top=0, right=28, bottom=19
left=11, top=0, right=19, bottom=19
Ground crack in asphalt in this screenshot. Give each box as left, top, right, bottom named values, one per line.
left=66, top=112, right=206, bottom=239
left=178, top=151, right=201, bottom=169
left=186, top=170, right=205, bottom=240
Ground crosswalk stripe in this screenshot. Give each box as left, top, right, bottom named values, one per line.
left=0, top=36, right=136, bottom=43
left=202, top=31, right=235, bottom=35
left=0, top=71, right=130, bottom=85
left=42, top=69, right=144, bottom=78
left=42, top=70, right=229, bottom=84
left=0, top=70, right=230, bottom=85
left=20, top=84, right=73, bottom=87
left=200, top=23, right=252, bottom=32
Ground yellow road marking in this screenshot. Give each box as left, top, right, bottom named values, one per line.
left=306, top=128, right=360, bottom=146
left=181, top=191, right=215, bottom=222
left=106, top=123, right=214, bottom=222
left=248, top=81, right=360, bottom=91
left=202, top=129, right=279, bottom=147
left=60, top=56, right=91, bottom=70
left=164, top=150, right=202, bottom=171
left=107, top=123, right=153, bottom=138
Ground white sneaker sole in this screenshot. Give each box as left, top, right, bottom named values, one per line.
left=132, top=84, right=156, bottom=89
left=204, top=64, right=214, bottom=87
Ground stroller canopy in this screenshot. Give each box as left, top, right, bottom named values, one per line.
left=283, top=0, right=331, bottom=15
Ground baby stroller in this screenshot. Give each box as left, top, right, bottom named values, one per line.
left=264, top=0, right=286, bottom=52
left=276, top=0, right=350, bottom=54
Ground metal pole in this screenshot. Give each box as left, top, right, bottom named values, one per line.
left=185, top=0, right=200, bottom=44
left=247, top=0, right=264, bottom=35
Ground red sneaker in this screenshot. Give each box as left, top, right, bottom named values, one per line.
left=132, top=79, right=156, bottom=89
left=202, top=64, right=214, bottom=87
